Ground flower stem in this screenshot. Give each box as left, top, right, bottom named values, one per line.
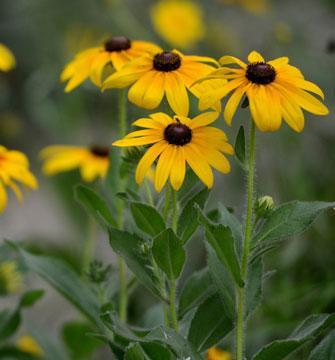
left=117, top=89, right=128, bottom=322
left=81, top=215, right=97, bottom=274
left=236, top=120, right=256, bottom=360
left=169, top=279, right=179, bottom=331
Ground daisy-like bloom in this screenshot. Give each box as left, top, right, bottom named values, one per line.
left=151, top=0, right=205, bottom=49
left=16, top=335, right=44, bottom=358
left=113, top=112, right=233, bottom=192
left=61, top=36, right=160, bottom=92
left=103, top=48, right=223, bottom=116
left=40, top=145, right=111, bottom=182
left=207, top=347, right=232, bottom=360
left=198, top=51, right=329, bottom=132
left=0, top=146, right=38, bottom=213
left=0, top=43, right=16, bottom=72
left=0, top=261, right=23, bottom=295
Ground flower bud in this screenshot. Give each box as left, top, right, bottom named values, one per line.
left=255, top=195, right=275, bottom=219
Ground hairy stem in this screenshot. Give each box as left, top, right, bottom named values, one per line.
left=236, top=121, right=256, bottom=360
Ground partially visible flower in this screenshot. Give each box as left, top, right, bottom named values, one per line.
left=0, top=146, right=38, bottom=214
left=103, top=48, right=223, bottom=116
left=40, top=145, right=110, bottom=182
left=151, top=0, right=205, bottom=49
left=0, top=261, right=23, bottom=295
left=113, top=112, right=233, bottom=192
left=61, top=36, right=160, bottom=92
left=198, top=50, right=329, bottom=132
left=16, top=335, right=44, bottom=358
left=0, top=43, right=16, bottom=71
left=207, top=347, right=232, bottom=360
left=219, top=0, right=269, bottom=14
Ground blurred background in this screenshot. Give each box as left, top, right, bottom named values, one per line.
left=0, top=0, right=334, bottom=358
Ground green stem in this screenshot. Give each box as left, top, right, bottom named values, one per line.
left=144, top=179, right=154, bottom=207
left=117, top=89, right=128, bottom=322
left=171, top=187, right=178, bottom=233
left=169, top=280, right=178, bottom=331
left=163, top=185, right=171, bottom=222
left=236, top=121, right=256, bottom=360
left=81, top=215, right=97, bottom=274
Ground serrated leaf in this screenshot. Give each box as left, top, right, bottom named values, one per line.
left=252, top=201, right=335, bottom=246
left=179, top=268, right=215, bottom=318
left=74, top=184, right=117, bottom=229
left=188, top=293, right=234, bottom=352
left=177, top=188, right=210, bottom=244
left=108, top=228, right=162, bottom=299
left=234, top=126, right=246, bottom=168
left=198, top=208, right=243, bottom=287
left=152, top=229, right=186, bottom=280
left=308, top=329, right=335, bottom=360
left=130, top=202, right=166, bottom=237
left=253, top=313, right=335, bottom=360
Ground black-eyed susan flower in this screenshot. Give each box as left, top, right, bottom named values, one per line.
left=150, top=0, right=205, bottom=49
left=40, top=145, right=110, bottom=182
left=207, top=347, right=232, bottom=360
left=113, top=112, right=233, bottom=192
left=0, top=261, right=22, bottom=295
left=198, top=51, right=329, bottom=132
left=103, top=49, right=223, bottom=116
left=0, top=43, right=16, bottom=71
left=16, top=335, right=44, bottom=358
left=61, top=36, right=160, bottom=92
left=0, top=146, right=38, bottom=213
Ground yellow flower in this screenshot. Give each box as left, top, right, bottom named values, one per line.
left=16, top=335, right=44, bottom=358
left=40, top=145, right=110, bottom=182
left=220, top=0, right=269, bottom=14
left=198, top=50, right=329, bottom=132
left=103, top=48, right=223, bottom=116
left=0, top=261, right=23, bottom=295
left=0, top=43, right=16, bottom=72
left=207, top=347, right=232, bottom=360
left=0, top=146, right=38, bottom=214
left=151, top=0, right=205, bottom=49
left=113, top=112, right=233, bottom=192
left=61, top=36, right=160, bottom=92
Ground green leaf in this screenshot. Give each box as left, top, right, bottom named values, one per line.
left=177, top=188, right=210, bottom=244
left=179, top=268, right=215, bottom=318
left=74, top=184, right=117, bottom=229
left=188, top=293, right=234, bottom=352
left=141, top=342, right=175, bottom=360
left=253, top=313, right=335, bottom=360
left=234, top=126, right=246, bottom=169
left=125, top=343, right=147, bottom=360
left=252, top=201, right=335, bottom=246
left=20, top=289, right=45, bottom=307
left=206, top=246, right=235, bottom=319
left=0, top=346, right=36, bottom=359
left=0, top=309, right=20, bottom=341
left=130, top=202, right=166, bottom=237
left=246, top=258, right=263, bottom=318
left=308, top=329, right=335, bottom=360
left=62, top=320, right=101, bottom=359
left=198, top=208, right=243, bottom=287
left=108, top=228, right=162, bottom=299
left=152, top=229, right=186, bottom=280
left=11, top=243, right=101, bottom=326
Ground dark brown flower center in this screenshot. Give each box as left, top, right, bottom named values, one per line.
left=164, top=120, right=192, bottom=146
left=246, top=62, right=276, bottom=84
left=90, top=145, right=110, bottom=158
left=153, top=51, right=181, bottom=72
left=104, top=36, right=131, bottom=52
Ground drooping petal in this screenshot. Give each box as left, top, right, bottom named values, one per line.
left=165, top=72, right=189, bottom=116
left=135, top=141, right=168, bottom=184
left=0, top=182, right=8, bottom=213
left=90, top=52, right=111, bottom=86
left=224, top=84, right=250, bottom=125
left=154, top=145, right=177, bottom=192
left=169, top=147, right=186, bottom=191
left=280, top=94, right=305, bottom=132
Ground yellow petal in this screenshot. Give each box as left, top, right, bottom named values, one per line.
left=268, top=57, right=289, bottom=68
left=154, top=145, right=177, bottom=192
left=132, top=117, right=166, bottom=129
left=149, top=113, right=174, bottom=126
left=190, top=112, right=219, bottom=129
left=165, top=72, right=189, bottom=116
left=281, top=95, right=305, bottom=132
left=9, top=181, right=23, bottom=202
left=287, top=78, right=324, bottom=99
left=128, top=71, right=165, bottom=109
left=248, top=51, right=265, bottom=63
left=113, top=135, right=163, bottom=147
left=169, top=147, right=186, bottom=191
left=135, top=141, right=168, bottom=184
left=90, top=52, right=111, bottom=86
left=219, top=55, right=246, bottom=68
left=184, top=144, right=213, bottom=188
left=224, top=84, right=250, bottom=125
left=0, top=43, right=16, bottom=71
left=0, top=182, right=8, bottom=213
left=110, top=51, right=131, bottom=70
left=125, top=129, right=161, bottom=138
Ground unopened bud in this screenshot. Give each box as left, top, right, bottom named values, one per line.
left=255, top=196, right=275, bottom=219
